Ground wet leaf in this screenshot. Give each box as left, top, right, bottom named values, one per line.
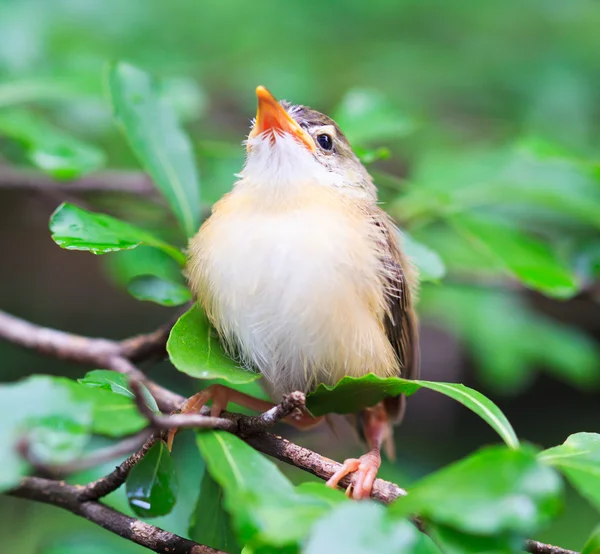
left=390, top=446, right=562, bottom=536
left=108, top=62, right=201, bottom=238
left=50, top=202, right=186, bottom=265
left=167, top=306, right=260, bottom=384
left=539, top=433, right=600, bottom=513
left=306, top=374, right=519, bottom=448
left=127, top=275, right=192, bottom=306
left=126, top=439, right=179, bottom=517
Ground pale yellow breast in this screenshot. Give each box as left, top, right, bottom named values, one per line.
left=187, top=185, right=398, bottom=394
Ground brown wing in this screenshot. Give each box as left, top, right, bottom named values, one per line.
left=379, top=216, right=420, bottom=424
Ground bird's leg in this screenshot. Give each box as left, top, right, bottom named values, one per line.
left=326, top=402, right=390, bottom=500
left=166, top=384, right=322, bottom=449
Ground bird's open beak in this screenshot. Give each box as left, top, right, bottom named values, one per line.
left=248, top=86, right=316, bottom=152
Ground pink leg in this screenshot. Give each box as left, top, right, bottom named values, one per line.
left=167, top=384, right=322, bottom=449
left=326, top=402, right=390, bottom=500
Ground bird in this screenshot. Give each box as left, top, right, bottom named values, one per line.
left=184, top=86, right=419, bottom=499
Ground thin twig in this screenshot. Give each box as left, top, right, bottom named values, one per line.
left=0, top=167, right=158, bottom=196
left=81, top=433, right=160, bottom=501
left=9, top=476, right=223, bottom=554
left=525, top=540, right=578, bottom=554
left=19, top=429, right=152, bottom=478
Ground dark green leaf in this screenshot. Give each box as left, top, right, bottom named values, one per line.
left=108, top=62, right=201, bottom=238
left=401, top=231, right=446, bottom=282
left=390, top=446, right=562, bottom=535
left=333, top=88, right=417, bottom=145
left=196, top=431, right=334, bottom=548
left=167, top=306, right=260, bottom=384
left=448, top=214, right=578, bottom=299
left=0, top=376, right=92, bottom=492
left=583, top=524, right=600, bottom=554
left=189, top=470, right=242, bottom=554
left=50, top=203, right=186, bottom=265
left=127, top=275, right=192, bottom=306
left=126, top=439, right=179, bottom=517
left=0, top=109, right=105, bottom=179
left=304, top=502, right=440, bottom=554
left=539, top=433, right=600, bottom=513
left=306, top=374, right=519, bottom=449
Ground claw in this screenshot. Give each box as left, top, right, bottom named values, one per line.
left=326, top=451, right=381, bottom=500
left=167, top=385, right=229, bottom=450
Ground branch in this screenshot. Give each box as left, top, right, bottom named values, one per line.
left=0, top=167, right=157, bottom=196
left=524, top=541, right=578, bottom=554
left=18, top=429, right=152, bottom=478
left=9, top=476, right=223, bottom=554
left=0, top=308, right=578, bottom=554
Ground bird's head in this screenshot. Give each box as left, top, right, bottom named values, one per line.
left=241, top=86, right=374, bottom=198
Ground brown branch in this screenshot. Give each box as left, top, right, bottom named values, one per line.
left=0, top=308, right=579, bottom=554
left=81, top=432, right=160, bottom=501
left=19, top=429, right=152, bottom=478
left=0, top=167, right=158, bottom=196
left=9, top=477, right=223, bottom=554
left=525, top=540, right=578, bottom=554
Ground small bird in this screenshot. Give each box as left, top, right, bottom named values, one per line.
left=185, top=86, right=419, bottom=499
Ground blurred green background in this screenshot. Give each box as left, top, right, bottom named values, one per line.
left=0, top=0, right=599, bottom=551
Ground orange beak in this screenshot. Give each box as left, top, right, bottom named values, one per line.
left=248, top=86, right=315, bottom=152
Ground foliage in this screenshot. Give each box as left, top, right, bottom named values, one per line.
left=1, top=4, right=599, bottom=550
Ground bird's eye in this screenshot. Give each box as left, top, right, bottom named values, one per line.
left=316, top=133, right=333, bottom=151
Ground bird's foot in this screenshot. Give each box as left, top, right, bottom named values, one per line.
left=166, top=384, right=230, bottom=450
left=326, top=450, right=381, bottom=500
left=166, top=384, right=322, bottom=449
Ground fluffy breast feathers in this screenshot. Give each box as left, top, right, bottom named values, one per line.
left=187, top=181, right=417, bottom=395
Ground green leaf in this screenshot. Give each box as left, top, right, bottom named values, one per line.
left=419, top=286, right=600, bottom=394
left=78, top=369, right=160, bottom=415
left=126, top=439, right=179, bottom=518
left=390, top=446, right=563, bottom=536
left=0, top=376, right=92, bottom=492
left=304, top=502, right=440, bottom=554
left=196, top=431, right=334, bottom=548
left=354, top=145, right=391, bottom=165
left=306, top=374, right=519, bottom=449
left=50, top=203, right=186, bottom=265
left=401, top=231, right=446, bottom=282
left=127, top=275, right=192, bottom=306
left=0, top=109, right=104, bottom=179
left=167, top=306, right=260, bottom=384
left=108, top=62, right=201, bottom=238
left=539, top=433, right=600, bottom=513
left=448, top=214, right=578, bottom=299
left=583, top=524, right=600, bottom=554
left=103, top=246, right=184, bottom=288
left=189, top=470, right=242, bottom=554
left=333, top=88, right=417, bottom=145
left=427, top=524, right=522, bottom=554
